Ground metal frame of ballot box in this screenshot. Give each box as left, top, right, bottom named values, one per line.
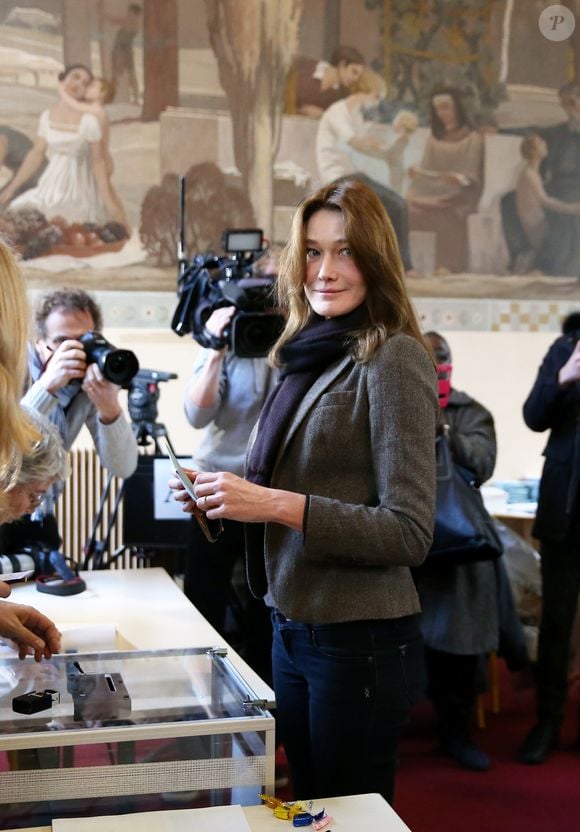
left=0, top=646, right=275, bottom=829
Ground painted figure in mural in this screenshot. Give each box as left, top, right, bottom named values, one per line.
left=0, top=126, right=47, bottom=198
left=58, top=77, right=117, bottom=173
left=506, top=134, right=580, bottom=274
left=0, top=65, right=127, bottom=229
left=501, top=83, right=580, bottom=278
left=290, top=45, right=365, bottom=119
left=316, top=68, right=415, bottom=272
left=170, top=178, right=438, bottom=803
left=108, top=2, right=142, bottom=105
left=415, top=331, right=528, bottom=772
left=385, top=110, right=419, bottom=194
left=406, top=87, right=484, bottom=274
left=57, top=75, right=129, bottom=229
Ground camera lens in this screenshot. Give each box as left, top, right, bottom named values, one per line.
left=80, top=332, right=140, bottom=386
left=102, top=349, right=140, bottom=386
left=231, top=312, right=284, bottom=358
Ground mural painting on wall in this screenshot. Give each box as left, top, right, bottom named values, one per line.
left=0, top=0, right=579, bottom=300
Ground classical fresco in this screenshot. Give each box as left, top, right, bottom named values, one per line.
left=1, top=0, right=580, bottom=300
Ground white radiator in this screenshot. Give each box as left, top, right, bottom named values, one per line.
left=54, top=449, right=126, bottom=568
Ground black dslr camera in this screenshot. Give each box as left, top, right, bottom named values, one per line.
left=79, top=331, right=140, bottom=386
left=171, top=228, right=284, bottom=358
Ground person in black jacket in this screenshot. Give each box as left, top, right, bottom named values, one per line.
left=418, top=332, right=528, bottom=772
left=519, top=313, right=580, bottom=763
left=417, top=332, right=499, bottom=771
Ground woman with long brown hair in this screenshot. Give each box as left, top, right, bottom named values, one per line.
left=170, top=178, right=438, bottom=802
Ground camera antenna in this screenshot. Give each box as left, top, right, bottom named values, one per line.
left=178, top=174, right=187, bottom=282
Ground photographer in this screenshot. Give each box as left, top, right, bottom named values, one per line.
left=519, top=312, right=580, bottom=764
left=6, top=288, right=138, bottom=553
left=184, top=296, right=277, bottom=680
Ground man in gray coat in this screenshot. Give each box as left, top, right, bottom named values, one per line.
left=4, top=288, right=138, bottom=555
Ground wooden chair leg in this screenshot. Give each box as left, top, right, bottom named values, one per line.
left=489, top=651, right=500, bottom=714
left=476, top=695, right=486, bottom=729
left=476, top=651, right=501, bottom=729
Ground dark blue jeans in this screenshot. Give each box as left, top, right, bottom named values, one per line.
left=272, top=611, right=426, bottom=803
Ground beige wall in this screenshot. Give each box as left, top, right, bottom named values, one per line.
left=76, top=327, right=555, bottom=485
left=439, top=330, right=553, bottom=482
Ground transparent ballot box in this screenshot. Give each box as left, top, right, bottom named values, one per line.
left=0, top=647, right=275, bottom=828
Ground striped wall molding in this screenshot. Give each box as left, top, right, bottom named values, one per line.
left=27, top=290, right=579, bottom=334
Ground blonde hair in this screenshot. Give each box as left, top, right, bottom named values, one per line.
left=271, top=178, right=426, bottom=366
left=351, top=67, right=387, bottom=97
left=94, top=77, right=116, bottom=105
left=0, top=240, right=40, bottom=501
left=17, top=407, right=70, bottom=485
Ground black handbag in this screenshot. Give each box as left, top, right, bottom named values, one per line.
left=426, top=433, right=503, bottom=566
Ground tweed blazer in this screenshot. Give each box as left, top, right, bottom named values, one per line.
left=246, top=332, right=438, bottom=624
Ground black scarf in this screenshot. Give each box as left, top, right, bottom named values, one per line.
left=246, top=305, right=368, bottom=487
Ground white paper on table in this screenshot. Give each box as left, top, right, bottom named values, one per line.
left=0, top=624, right=117, bottom=663
left=53, top=804, right=252, bottom=832
left=59, top=623, right=118, bottom=652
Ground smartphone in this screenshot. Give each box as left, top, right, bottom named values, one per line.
left=161, top=440, right=224, bottom=543
left=1, top=570, right=35, bottom=583
left=161, top=439, right=197, bottom=500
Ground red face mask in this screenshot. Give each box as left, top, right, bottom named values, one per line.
left=436, top=363, right=452, bottom=408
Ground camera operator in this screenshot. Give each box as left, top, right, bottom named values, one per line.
left=519, top=311, right=580, bottom=764
left=184, top=296, right=278, bottom=681
left=4, top=288, right=138, bottom=553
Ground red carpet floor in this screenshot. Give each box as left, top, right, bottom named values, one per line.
left=275, top=661, right=580, bottom=832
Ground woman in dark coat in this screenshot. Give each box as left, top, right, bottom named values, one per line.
left=416, top=332, right=508, bottom=771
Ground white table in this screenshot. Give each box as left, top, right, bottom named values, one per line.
left=492, top=503, right=537, bottom=545
left=9, top=567, right=274, bottom=706
left=5, top=793, right=412, bottom=832
left=244, top=794, right=411, bottom=830
left=3, top=578, right=414, bottom=831
left=1, top=568, right=276, bottom=822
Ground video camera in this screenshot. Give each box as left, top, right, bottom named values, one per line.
left=171, top=228, right=284, bottom=358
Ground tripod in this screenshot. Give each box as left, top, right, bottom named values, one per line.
left=82, top=419, right=177, bottom=570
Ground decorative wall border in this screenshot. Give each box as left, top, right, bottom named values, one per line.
left=415, top=298, right=578, bottom=333
left=26, top=290, right=580, bottom=334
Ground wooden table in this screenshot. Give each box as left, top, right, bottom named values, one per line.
left=493, top=502, right=537, bottom=547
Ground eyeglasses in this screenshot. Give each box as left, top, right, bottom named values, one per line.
left=192, top=504, right=224, bottom=544
left=27, top=491, right=46, bottom=504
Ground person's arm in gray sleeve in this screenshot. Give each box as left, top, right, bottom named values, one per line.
left=86, top=406, right=138, bottom=479
left=184, top=307, right=234, bottom=428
